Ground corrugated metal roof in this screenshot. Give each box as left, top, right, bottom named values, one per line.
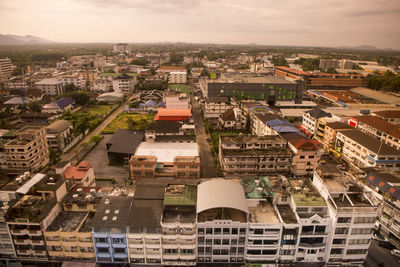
left=16, top=173, right=45, bottom=195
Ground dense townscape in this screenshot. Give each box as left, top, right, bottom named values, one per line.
left=0, top=43, right=399, bottom=267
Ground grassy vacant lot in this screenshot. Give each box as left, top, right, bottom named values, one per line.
left=210, top=131, right=244, bottom=153
left=102, top=113, right=155, bottom=134
left=169, top=84, right=190, bottom=96
left=75, top=104, right=113, bottom=117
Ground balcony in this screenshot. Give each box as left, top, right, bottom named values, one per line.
left=32, top=250, right=47, bottom=256
left=298, top=242, right=326, bottom=248
left=163, top=254, right=179, bottom=260
left=129, top=243, right=144, bottom=248
left=28, top=230, right=42, bottom=236
left=31, top=239, right=45, bottom=245
left=180, top=254, right=196, bottom=260
left=14, top=239, right=30, bottom=245
left=113, top=253, right=128, bottom=259
left=112, top=242, right=127, bottom=248
left=81, top=252, right=95, bottom=259
left=95, top=242, right=110, bottom=248
left=17, top=249, right=32, bottom=255
left=11, top=229, right=27, bottom=235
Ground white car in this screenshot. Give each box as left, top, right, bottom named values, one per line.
left=391, top=249, right=400, bottom=257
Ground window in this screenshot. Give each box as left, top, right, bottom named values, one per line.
left=335, top=227, right=349, bottom=235
left=214, top=228, right=221, bottom=234
left=98, top=247, right=109, bottom=253
left=213, top=239, right=221, bottom=245
left=332, top=238, right=346, bottom=245
left=112, top=238, right=124, bottom=244
left=315, top=226, right=326, bottom=233
left=348, top=239, right=370, bottom=245
left=330, top=248, right=343, bottom=255
left=337, top=217, right=351, bottom=223
left=231, top=228, right=238, bottom=234
left=222, top=239, right=229, bottom=245
left=206, top=228, right=212, bottom=234
left=114, top=248, right=125, bottom=254
left=223, top=228, right=230, bottom=234
left=254, top=229, right=263, bottom=235
left=353, top=217, right=376, bottom=224
left=346, top=249, right=367, bottom=255
left=351, top=228, right=373, bottom=235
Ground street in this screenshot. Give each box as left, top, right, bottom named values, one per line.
left=190, top=82, right=217, bottom=178
left=365, top=240, right=400, bottom=266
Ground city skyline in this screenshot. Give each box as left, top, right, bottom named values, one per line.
left=1, top=0, right=400, bottom=49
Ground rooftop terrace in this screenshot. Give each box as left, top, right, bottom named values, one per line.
left=276, top=204, right=297, bottom=224
left=289, top=179, right=326, bottom=207
left=47, top=212, right=87, bottom=232
left=249, top=201, right=280, bottom=223
left=198, top=208, right=247, bottom=223
left=163, top=185, right=197, bottom=206
left=241, top=177, right=275, bottom=199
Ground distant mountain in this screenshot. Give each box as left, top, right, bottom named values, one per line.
left=337, top=44, right=379, bottom=50
left=0, top=34, right=55, bottom=45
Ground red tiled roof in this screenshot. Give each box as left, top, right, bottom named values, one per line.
left=156, top=108, right=191, bottom=117
left=289, top=138, right=320, bottom=150
left=373, top=110, right=400, bottom=119
left=64, top=161, right=92, bottom=180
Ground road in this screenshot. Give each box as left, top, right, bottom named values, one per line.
left=365, top=240, right=399, bottom=266
left=190, top=83, right=217, bottom=178
left=61, top=95, right=134, bottom=162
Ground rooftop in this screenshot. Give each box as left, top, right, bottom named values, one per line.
left=106, top=129, right=144, bottom=155
left=289, top=179, right=326, bottom=207
left=163, top=185, right=197, bottom=206
left=276, top=204, right=297, bottom=224
left=93, top=196, right=134, bottom=231
left=352, top=115, right=400, bottom=140
left=373, top=110, right=400, bottom=119
left=6, top=195, right=57, bottom=223
left=222, top=148, right=291, bottom=157
left=63, top=161, right=92, bottom=180
left=47, top=211, right=87, bottom=232
left=249, top=201, right=280, bottom=224
left=339, top=129, right=400, bottom=155
left=210, top=74, right=295, bottom=84
left=241, top=177, right=275, bottom=199
left=45, top=120, right=72, bottom=133
left=325, top=121, right=353, bottom=130
left=135, top=141, right=199, bottom=163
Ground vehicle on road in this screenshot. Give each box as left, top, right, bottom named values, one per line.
left=373, top=234, right=387, bottom=242
left=391, top=249, right=400, bottom=257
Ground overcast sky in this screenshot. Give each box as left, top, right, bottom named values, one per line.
left=1, top=0, right=400, bottom=49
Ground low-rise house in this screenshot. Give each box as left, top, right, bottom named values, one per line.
left=218, top=108, right=247, bottom=130
left=154, top=109, right=191, bottom=121
left=36, top=78, right=64, bottom=95
left=63, top=161, right=95, bottom=187
left=3, top=97, right=31, bottom=109
left=145, top=120, right=183, bottom=142
left=42, top=97, right=76, bottom=113
left=218, top=134, right=292, bottom=175
left=204, top=97, right=231, bottom=119
left=372, top=110, right=400, bottom=126
left=335, top=129, right=400, bottom=171
left=106, top=129, right=144, bottom=165
left=349, top=115, right=400, bottom=151
left=45, top=120, right=74, bottom=152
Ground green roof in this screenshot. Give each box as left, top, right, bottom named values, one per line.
left=293, top=193, right=326, bottom=207
left=2, top=129, right=17, bottom=137
left=0, top=139, right=8, bottom=148
left=163, top=185, right=197, bottom=206
left=241, top=176, right=275, bottom=199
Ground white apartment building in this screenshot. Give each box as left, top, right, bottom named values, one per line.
left=113, top=43, right=130, bottom=53
left=204, top=97, right=232, bottom=119
left=335, top=129, right=400, bottom=171
left=251, top=113, right=280, bottom=136
left=0, top=58, right=13, bottom=81
left=313, top=170, right=378, bottom=266
left=301, top=109, right=338, bottom=136
left=36, top=78, right=65, bottom=95
left=169, top=71, right=187, bottom=84
left=112, top=74, right=135, bottom=94
left=349, top=115, right=400, bottom=151
left=60, top=75, right=86, bottom=89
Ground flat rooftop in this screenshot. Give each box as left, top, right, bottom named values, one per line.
left=163, top=185, right=197, bottom=206
left=210, top=74, right=295, bottom=84
left=223, top=148, right=291, bottom=157
left=198, top=208, right=247, bottom=223
left=241, top=177, right=275, bottom=199
left=135, top=142, right=199, bottom=163
left=47, top=212, right=87, bottom=232
left=249, top=201, right=280, bottom=224
left=162, top=207, right=196, bottom=224
left=276, top=205, right=297, bottom=224
left=289, top=179, right=326, bottom=207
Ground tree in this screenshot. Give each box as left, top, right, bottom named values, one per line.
left=130, top=58, right=149, bottom=66
left=89, top=135, right=102, bottom=144
left=64, top=83, right=78, bottom=92
left=104, top=69, right=115, bottom=73
left=67, top=91, right=90, bottom=106
left=49, top=148, right=60, bottom=164
left=27, top=101, right=42, bottom=113
left=127, top=118, right=137, bottom=129
left=271, top=57, right=289, bottom=67
left=325, top=68, right=338, bottom=74
left=169, top=53, right=183, bottom=64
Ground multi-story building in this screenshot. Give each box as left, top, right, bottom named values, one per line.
left=372, top=110, right=400, bottom=126
left=63, top=161, right=96, bottom=187
left=218, top=108, right=247, bottom=131
left=335, top=129, right=400, bottom=171
left=286, top=137, right=323, bottom=176
left=348, top=115, right=400, bottom=151
left=313, top=166, right=378, bottom=266
left=301, top=109, right=338, bottom=137
left=93, top=196, right=134, bottom=263
left=0, top=210, right=16, bottom=260
left=364, top=171, right=400, bottom=248
left=6, top=77, right=30, bottom=90
left=319, top=59, right=339, bottom=70
left=157, top=66, right=186, bottom=75
left=45, top=120, right=74, bottom=152
left=320, top=121, right=353, bottom=153
left=113, top=43, right=130, bottom=53
left=250, top=113, right=280, bottom=136
left=204, top=97, right=232, bottom=119
left=0, top=58, right=12, bottom=81
left=339, top=59, right=354, bottom=69
left=35, top=78, right=64, bottom=95
left=112, top=73, right=135, bottom=94
left=218, top=135, right=292, bottom=175
left=199, top=75, right=304, bottom=105
left=274, top=66, right=366, bottom=90
left=3, top=127, right=49, bottom=174
left=6, top=194, right=60, bottom=260
left=59, top=75, right=86, bottom=89
left=196, top=179, right=248, bottom=265
left=169, top=71, right=187, bottom=84
left=44, top=212, right=95, bottom=260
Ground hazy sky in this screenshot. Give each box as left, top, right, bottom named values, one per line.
left=1, top=0, right=400, bottom=49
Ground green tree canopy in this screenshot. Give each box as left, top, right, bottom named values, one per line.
left=27, top=101, right=42, bottom=113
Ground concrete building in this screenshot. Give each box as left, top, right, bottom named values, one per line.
left=348, top=115, right=400, bottom=151
left=60, top=75, right=86, bottom=89
left=45, top=120, right=74, bottom=152
left=372, top=110, right=400, bottom=126
left=200, top=75, right=304, bottom=105
left=36, top=78, right=65, bottom=95
left=274, top=66, right=366, bottom=90
left=301, top=109, right=339, bottom=137
left=319, top=59, right=339, bottom=70
left=218, top=135, right=292, bottom=175
left=112, top=74, right=135, bottom=94
left=218, top=108, right=247, bottom=131
left=339, top=59, right=354, bottom=70
left=106, top=129, right=144, bottom=165
left=320, top=122, right=353, bottom=153
left=0, top=58, right=12, bottom=81
left=113, top=43, right=130, bottom=53
left=93, top=196, right=134, bottom=263
left=335, top=129, right=400, bottom=171
left=169, top=71, right=187, bottom=84
left=3, top=127, right=50, bottom=174
left=204, top=97, right=232, bottom=119
left=45, top=212, right=95, bottom=260
left=63, top=161, right=95, bottom=187
left=42, top=97, right=76, bottom=113
left=313, top=167, right=378, bottom=266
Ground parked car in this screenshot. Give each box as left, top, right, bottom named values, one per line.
left=372, top=233, right=387, bottom=242
left=391, top=249, right=400, bottom=257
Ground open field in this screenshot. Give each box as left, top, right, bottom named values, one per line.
left=169, top=84, right=190, bottom=96
left=102, top=113, right=155, bottom=134
left=75, top=104, right=114, bottom=116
